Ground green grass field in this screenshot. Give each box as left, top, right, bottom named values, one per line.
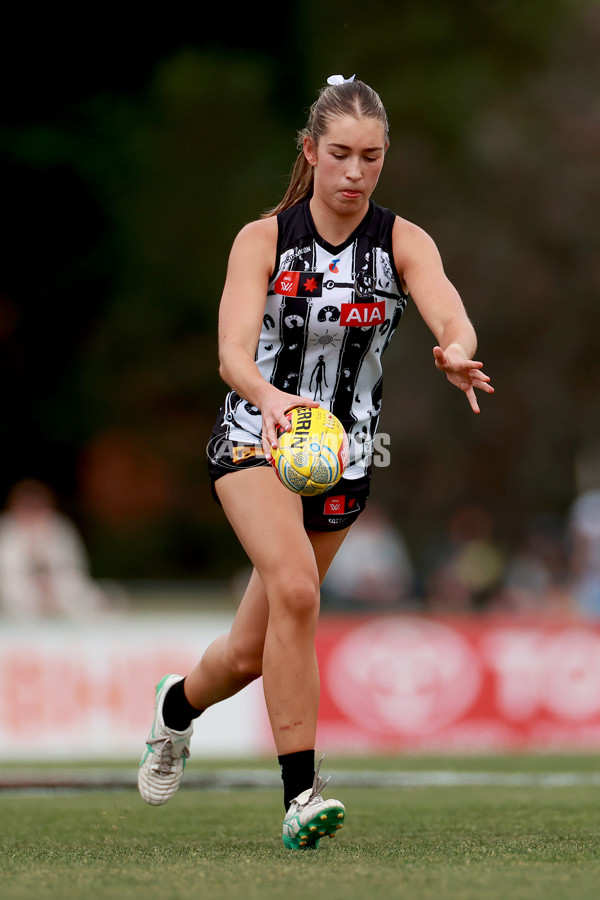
left=2, top=755, right=600, bottom=900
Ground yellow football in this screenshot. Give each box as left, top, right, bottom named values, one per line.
left=270, top=406, right=349, bottom=496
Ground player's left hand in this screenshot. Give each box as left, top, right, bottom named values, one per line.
left=432, top=344, right=494, bottom=414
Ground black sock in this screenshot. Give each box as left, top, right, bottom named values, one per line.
left=162, top=677, right=203, bottom=731
left=278, top=749, right=315, bottom=811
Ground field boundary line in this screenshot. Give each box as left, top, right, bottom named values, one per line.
left=3, top=768, right=600, bottom=793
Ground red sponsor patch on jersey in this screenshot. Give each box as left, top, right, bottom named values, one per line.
left=324, top=495, right=345, bottom=515
left=275, top=271, right=300, bottom=295
left=275, top=271, right=323, bottom=298
left=341, top=300, right=386, bottom=326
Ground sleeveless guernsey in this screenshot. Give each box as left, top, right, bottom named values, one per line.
left=211, top=199, right=408, bottom=479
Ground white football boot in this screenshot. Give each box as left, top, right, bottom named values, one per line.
left=138, top=674, right=193, bottom=806
left=282, top=757, right=345, bottom=849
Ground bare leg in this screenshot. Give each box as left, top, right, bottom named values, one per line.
left=183, top=567, right=268, bottom=709
left=183, top=467, right=349, bottom=755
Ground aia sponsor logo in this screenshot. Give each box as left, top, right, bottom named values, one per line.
left=341, top=300, right=385, bottom=327
left=275, top=271, right=323, bottom=298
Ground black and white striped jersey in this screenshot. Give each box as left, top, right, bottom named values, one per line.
left=213, top=199, right=408, bottom=478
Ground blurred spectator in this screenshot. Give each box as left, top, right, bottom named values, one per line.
left=423, top=504, right=505, bottom=614
left=321, top=503, right=415, bottom=610
left=489, top=514, right=574, bottom=617
left=567, top=488, right=600, bottom=617
left=0, top=479, right=110, bottom=620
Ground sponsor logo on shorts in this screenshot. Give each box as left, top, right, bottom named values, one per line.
left=324, top=495, right=345, bottom=514
left=207, top=435, right=266, bottom=471
left=232, top=445, right=263, bottom=464
left=323, top=495, right=361, bottom=517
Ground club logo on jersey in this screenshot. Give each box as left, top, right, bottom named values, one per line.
left=329, top=259, right=340, bottom=273
left=355, top=271, right=375, bottom=298
left=275, top=271, right=323, bottom=298
left=341, top=301, right=386, bottom=327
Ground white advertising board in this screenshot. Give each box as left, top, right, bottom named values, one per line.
left=0, top=613, right=269, bottom=760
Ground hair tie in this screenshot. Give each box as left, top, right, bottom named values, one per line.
left=326, top=74, right=356, bottom=86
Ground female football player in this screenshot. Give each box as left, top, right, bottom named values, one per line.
left=138, top=74, right=494, bottom=848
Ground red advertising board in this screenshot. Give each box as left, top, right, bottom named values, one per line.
left=3, top=614, right=600, bottom=759
left=315, top=615, right=600, bottom=752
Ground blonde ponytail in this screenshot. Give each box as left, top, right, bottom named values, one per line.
left=262, top=150, right=313, bottom=218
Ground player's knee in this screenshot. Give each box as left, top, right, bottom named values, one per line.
left=270, top=572, right=320, bottom=622
left=234, top=652, right=263, bottom=682
left=225, top=642, right=263, bottom=682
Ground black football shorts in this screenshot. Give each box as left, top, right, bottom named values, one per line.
left=207, top=434, right=371, bottom=533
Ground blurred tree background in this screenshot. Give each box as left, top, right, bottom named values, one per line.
left=1, top=0, right=598, bottom=583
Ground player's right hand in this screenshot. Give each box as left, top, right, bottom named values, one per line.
left=258, top=386, right=320, bottom=459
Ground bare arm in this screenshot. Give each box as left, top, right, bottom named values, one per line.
left=393, top=218, right=494, bottom=413
left=218, top=217, right=319, bottom=453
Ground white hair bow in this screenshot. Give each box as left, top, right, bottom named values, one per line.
left=327, top=74, right=356, bottom=85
